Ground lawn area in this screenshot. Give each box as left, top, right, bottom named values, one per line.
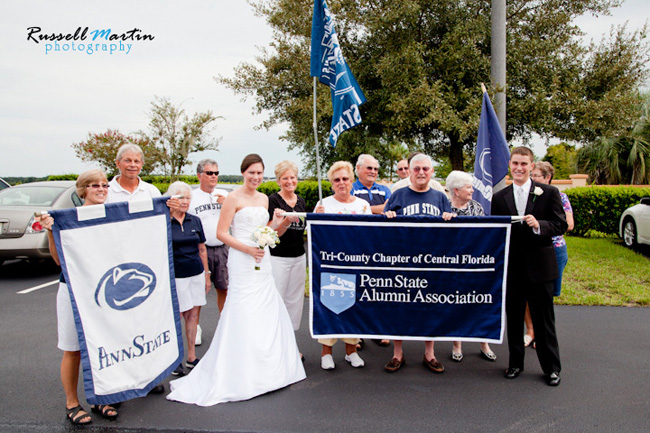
left=558, top=236, right=650, bottom=306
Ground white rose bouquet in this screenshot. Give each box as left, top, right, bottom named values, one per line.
left=250, top=225, right=280, bottom=270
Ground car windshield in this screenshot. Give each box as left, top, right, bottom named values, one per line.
left=0, top=185, right=68, bottom=206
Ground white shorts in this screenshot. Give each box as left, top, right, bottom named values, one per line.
left=57, top=282, right=80, bottom=352
left=175, top=272, right=207, bottom=313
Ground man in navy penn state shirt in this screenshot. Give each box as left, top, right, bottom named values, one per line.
left=383, top=153, right=455, bottom=375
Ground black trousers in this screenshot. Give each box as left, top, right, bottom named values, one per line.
left=505, top=277, right=561, bottom=374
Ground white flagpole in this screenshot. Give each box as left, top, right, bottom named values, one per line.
left=313, top=76, right=323, bottom=205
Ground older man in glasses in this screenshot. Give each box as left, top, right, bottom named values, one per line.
left=188, top=159, right=230, bottom=317
left=396, top=159, right=410, bottom=180
left=351, top=154, right=392, bottom=215
left=383, top=153, right=455, bottom=375
left=391, top=152, right=446, bottom=194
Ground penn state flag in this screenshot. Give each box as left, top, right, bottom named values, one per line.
left=311, top=0, right=366, bottom=146
left=472, top=91, right=510, bottom=214
left=49, top=197, right=183, bottom=405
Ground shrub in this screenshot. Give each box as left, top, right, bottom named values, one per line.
left=47, top=174, right=79, bottom=181
left=565, top=186, right=650, bottom=236
left=296, top=180, right=332, bottom=210
left=257, top=180, right=333, bottom=211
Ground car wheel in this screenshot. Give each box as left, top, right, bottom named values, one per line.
left=622, top=218, right=638, bottom=248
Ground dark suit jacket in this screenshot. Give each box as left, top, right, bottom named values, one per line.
left=492, top=181, right=568, bottom=283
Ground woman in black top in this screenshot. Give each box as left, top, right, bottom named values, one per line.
left=267, top=161, right=307, bottom=338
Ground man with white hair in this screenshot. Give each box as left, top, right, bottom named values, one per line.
left=390, top=152, right=445, bottom=194
left=105, top=143, right=164, bottom=394
left=106, top=144, right=161, bottom=203
left=351, top=154, right=391, bottom=215
left=383, top=153, right=455, bottom=374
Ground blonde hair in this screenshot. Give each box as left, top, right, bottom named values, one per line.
left=274, top=160, right=299, bottom=179
left=76, top=169, right=107, bottom=199
left=327, top=161, right=354, bottom=182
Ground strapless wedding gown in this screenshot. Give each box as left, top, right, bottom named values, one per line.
left=167, top=206, right=306, bottom=406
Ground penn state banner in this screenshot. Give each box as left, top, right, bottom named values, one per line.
left=308, top=214, right=511, bottom=342
left=50, top=197, right=183, bottom=405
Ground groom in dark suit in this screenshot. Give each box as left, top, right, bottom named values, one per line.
left=492, top=147, right=568, bottom=386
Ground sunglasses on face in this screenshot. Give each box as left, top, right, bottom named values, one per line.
left=86, top=183, right=109, bottom=189
left=332, top=177, right=350, bottom=183
left=365, top=166, right=379, bottom=172
left=202, top=170, right=219, bottom=176
left=397, top=167, right=408, bottom=171
left=412, top=166, right=431, bottom=173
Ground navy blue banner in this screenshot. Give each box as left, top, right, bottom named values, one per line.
left=308, top=214, right=511, bottom=342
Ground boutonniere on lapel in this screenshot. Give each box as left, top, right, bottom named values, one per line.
left=532, top=186, right=544, bottom=202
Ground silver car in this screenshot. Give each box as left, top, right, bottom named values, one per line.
left=619, top=197, right=650, bottom=248
left=0, top=181, right=82, bottom=264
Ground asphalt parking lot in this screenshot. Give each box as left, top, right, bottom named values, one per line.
left=1, top=259, right=649, bottom=433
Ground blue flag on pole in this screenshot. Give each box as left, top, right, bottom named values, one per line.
left=472, top=91, right=511, bottom=215
left=311, top=0, right=366, bottom=147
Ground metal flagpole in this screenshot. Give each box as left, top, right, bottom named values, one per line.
left=313, top=76, right=323, bottom=205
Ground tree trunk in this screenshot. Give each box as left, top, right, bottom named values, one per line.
left=449, top=134, right=464, bottom=171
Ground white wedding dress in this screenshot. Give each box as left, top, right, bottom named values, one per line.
left=166, top=206, right=306, bottom=406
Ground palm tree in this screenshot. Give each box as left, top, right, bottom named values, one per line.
left=579, top=92, right=650, bottom=184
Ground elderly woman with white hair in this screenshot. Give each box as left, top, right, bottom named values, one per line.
left=445, top=170, right=497, bottom=363
left=166, top=181, right=211, bottom=376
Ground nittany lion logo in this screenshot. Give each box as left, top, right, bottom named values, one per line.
left=478, top=148, right=493, bottom=183
left=320, top=272, right=356, bottom=314
left=95, top=263, right=157, bottom=310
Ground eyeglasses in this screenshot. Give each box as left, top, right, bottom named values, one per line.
left=412, top=166, right=431, bottom=173
left=397, top=167, right=408, bottom=171
left=86, top=183, right=109, bottom=189
left=202, top=170, right=219, bottom=176
left=332, top=177, right=350, bottom=183
left=364, top=166, right=379, bottom=172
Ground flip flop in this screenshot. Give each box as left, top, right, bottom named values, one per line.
left=524, top=335, right=534, bottom=347
left=66, top=405, right=91, bottom=425
left=91, top=404, right=118, bottom=420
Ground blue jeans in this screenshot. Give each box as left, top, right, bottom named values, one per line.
left=554, top=244, right=568, bottom=297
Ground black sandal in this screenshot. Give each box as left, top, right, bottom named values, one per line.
left=66, top=405, right=92, bottom=425
left=91, top=404, right=118, bottom=420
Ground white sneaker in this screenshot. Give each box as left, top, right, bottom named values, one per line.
left=195, top=325, right=202, bottom=346
left=321, top=354, right=335, bottom=370
left=345, top=352, right=365, bottom=368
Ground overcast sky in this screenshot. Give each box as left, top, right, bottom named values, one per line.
left=1, top=0, right=647, bottom=177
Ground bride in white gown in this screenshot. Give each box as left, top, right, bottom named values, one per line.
left=167, top=154, right=306, bottom=406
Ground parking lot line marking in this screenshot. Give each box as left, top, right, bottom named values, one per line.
left=17, top=279, right=59, bottom=294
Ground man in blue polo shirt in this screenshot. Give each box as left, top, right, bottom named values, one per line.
left=351, top=154, right=391, bottom=214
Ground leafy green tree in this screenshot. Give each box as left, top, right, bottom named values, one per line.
left=219, top=0, right=649, bottom=174
left=142, top=97, right=222, bottom=181
left=578, top=91, right=650, bottom=184
left=71, top=129, right=162, bottom=176
left=542, top=143, right=578, bottom=179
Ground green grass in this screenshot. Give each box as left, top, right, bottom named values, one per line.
left=303, top=237, right=650, bottom=306
left=558, top=237, right=650, bottom=306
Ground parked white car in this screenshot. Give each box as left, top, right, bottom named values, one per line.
left=619, top=197, right=650, bottom=248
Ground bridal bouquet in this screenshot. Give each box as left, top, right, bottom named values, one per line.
left=251, top=225, right=280, bottom=270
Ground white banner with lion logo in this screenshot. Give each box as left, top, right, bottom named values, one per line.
left=50, top=197, right=182, bottom=405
